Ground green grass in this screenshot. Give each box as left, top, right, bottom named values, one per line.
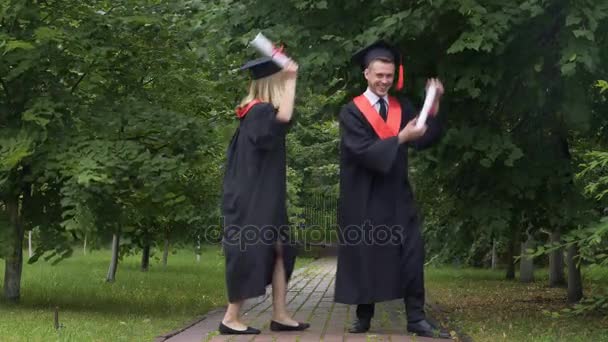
left=5, top=246, right=604, bottom=342
left=0, top=246, right=312, bottom=342
left=426, top=266, right=608, bottom=342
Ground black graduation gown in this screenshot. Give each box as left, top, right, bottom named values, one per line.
left=334, top=97, right=442, bottom=305
left=221, top=102, right=297, bottom=303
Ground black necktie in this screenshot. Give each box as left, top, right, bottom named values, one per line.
left=378, top=98, right=387, bottom=121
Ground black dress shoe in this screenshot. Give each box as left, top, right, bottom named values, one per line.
left=218, top=322, right=261, bottom=335
left=407, top=319, right=450, bottom=339
left=348, top=319, right=371, bottom=334
left=270, top=320, right=311, bottom=331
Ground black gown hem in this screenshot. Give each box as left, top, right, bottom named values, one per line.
left=333, top=293, right=405, bottom=305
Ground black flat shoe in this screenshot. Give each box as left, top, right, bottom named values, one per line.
left=407, top=319, right=450, bottom=339
left=218, top=322, right=261, bottom=335
left=270, top=320, right=311, bottom=331
left=348, top=318, right=370, bottom=334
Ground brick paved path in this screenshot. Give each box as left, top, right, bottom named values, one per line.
left=157, top=258, right=449, bottom=342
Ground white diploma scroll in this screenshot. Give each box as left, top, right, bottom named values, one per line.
left=416, top=84, right=438, bottom=129
left=249, top=32, right=291, bottom=68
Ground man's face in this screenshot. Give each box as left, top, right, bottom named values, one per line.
left=364, top=60, right=395, bottom=97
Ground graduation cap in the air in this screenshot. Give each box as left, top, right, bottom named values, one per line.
left=351, top=40, right=405, bottom=91
left=240, top=56, right=282, bottom=80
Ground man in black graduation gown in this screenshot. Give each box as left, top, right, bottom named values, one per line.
left=334, top=40, right=450, bottom=339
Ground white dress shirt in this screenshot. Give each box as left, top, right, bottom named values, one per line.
left=363, top=88, right=389, bottom=112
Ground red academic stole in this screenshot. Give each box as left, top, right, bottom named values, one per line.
left=353, top=95, right=402, bottom=139
left=235, top=99, right=262, bottom=119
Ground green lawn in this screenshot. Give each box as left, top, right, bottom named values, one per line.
left=0, top=246, right=314, bottom=342
left=0, top=246, right=225, bottom=341
left=3, top=247, right=606, bottom=342
left=426, top=265, right=608, bottom=342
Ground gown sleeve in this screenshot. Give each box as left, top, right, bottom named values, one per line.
left=243, top=103, right=290, bottom=150
left=339, top=104, right=400, bottom=174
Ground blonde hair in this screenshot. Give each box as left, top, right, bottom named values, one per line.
left=238, top=72, right=284, bottom=109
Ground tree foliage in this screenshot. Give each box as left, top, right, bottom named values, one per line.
left=1, top=0, right=237, bottom=294
left=1, top=0, right=608, bottom=314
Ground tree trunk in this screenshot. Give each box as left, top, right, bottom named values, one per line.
left=491, top=240, right=497, bottom=270
left=567, top=244, right=583, bottom=303
left=506, top=231, right=517, bottom=280
left=162, top=232, right=170, bottom=269
left=28, top=230, right=33, bottom=259
left=3, top=196, right=24, bottom=302
left=549, top=231, right=566, bottom=287
left=83, top=234, right=87, bottom=256
left=141, top=242, right=150, bottom=272
left=106, top=234, right=120, bottom=282
left=520, top=233, right=535, bottom=283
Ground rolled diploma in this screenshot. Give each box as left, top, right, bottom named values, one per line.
left=415, top=84, right=437, bottom=129
left=250, top=33, right=291, bottom=67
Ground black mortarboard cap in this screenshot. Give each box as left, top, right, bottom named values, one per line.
left=240, top=57, right=282, bottom=80
left=351, top=40, right=404, bottom=90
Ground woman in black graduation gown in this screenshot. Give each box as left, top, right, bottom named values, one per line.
left=219, top=57, right=310, bottom=335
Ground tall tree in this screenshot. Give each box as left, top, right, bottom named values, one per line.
left=1, top=0, right=232, bottom=299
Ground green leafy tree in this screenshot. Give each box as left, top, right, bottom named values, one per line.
left=1, top=0, right=233, bottom=299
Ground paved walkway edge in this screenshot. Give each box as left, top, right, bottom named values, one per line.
left=155, top=308, right=225, bottom=342
left=154, top=262, right=312, bottom=342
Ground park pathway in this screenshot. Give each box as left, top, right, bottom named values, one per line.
left=156, top=258, right=452, bottom=342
